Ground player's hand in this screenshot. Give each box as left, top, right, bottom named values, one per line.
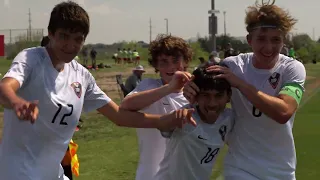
left=158, top=108, right=197, bottom=131
left=206, top=65, right=244, bottom=88
left=12, top=98, right=39, bottom=124
left=168, top=71, right=192, bottom=93
left=183, top=76, right=200, bottom=104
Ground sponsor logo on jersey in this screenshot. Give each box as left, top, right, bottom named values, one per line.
left=71, top=82, right=82, bottom=98
left=198, top=135, right=207, bottom=140
left=269, top=72, right=280, bottom=89
left=219, top=125, right=227, bottom=141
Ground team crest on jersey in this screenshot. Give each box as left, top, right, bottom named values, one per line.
left=269, top=72, right=280, bottom=89
left=219, top=125, right=227, bottom=141
left=71, top=82, right=82, bottom=98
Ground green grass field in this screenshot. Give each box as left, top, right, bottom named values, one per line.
left=0, top=58, right=319, bottom=179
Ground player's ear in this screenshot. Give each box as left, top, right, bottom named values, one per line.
left=246, top=34, right=252, bottom=45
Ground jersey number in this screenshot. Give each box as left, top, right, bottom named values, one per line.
left=51, top=103, right=73, bottom=125
left=200, top=147, right=220, bottom=164
left=252, top=106, right=262, bottom=117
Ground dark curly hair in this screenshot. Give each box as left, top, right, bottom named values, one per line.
left=245, top=0, right=297, bottom=35
left=48, top=1, right=90, bottom=37
left=193, top=67, right=231, bottom=94
left=148, top=34, right=193, bottom=72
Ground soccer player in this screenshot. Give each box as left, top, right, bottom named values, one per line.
left=120, top=34, right=193, bottom=180
left=154, top=67, right=234, bottom=180
left=183, top=0, right=306, bottom=179
left=0, top=2, right=196, bottom=180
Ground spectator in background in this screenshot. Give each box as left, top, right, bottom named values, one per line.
left=224, top=42, right=235, bottom=58
left=208, top=51, right=221, bottom=65
left=81, top=47, right=88, bottom=66
left=125, top=65, right=146, bottom=94
left=123, top=48, right=128, bottom=64
left=281, top=44, right=289, bottom=56
left=133, top=49, right=140, bottom=65
left=128, top=48, right=133, bottom=63
left=196, top=57, right=207, bottom=69
left=90, top=48, right=97, bottom=68
left=289, top=47, right=296, bottom=58
left=117, top=48, right=122, bottom=64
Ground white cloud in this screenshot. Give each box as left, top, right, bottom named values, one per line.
left=87, top=3, right=123, bottom=15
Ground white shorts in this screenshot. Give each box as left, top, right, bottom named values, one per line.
left=224, top=165, right=260, bottom=180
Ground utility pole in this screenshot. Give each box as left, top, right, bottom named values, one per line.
left=28, top=8, right=32, bottom=41
left=223, top=11, right=226, bottom=36
left=313, top=27, right=315, bottom=41
left=208, top=0, right=219, bottom=52
left=164, top=18, right=168, bottom=35
left=149, top=18, right=152, bottom=43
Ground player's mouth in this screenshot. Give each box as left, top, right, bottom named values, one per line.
left=260, top=52, right=274, bottom=58
left=166, top=72, right=174, bottom=76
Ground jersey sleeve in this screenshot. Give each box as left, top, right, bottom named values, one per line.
left=3, top=49, right=36, bottom=87
left=83, top=72, right=111, bottom=113
left=279, top=60, right=306, bottom=104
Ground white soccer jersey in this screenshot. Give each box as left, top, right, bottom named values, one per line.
left=0, top=47, right=111, bottom=180
left=128, top=78, right=189, bottom=180
left=154, top=107, right=234, bottom=180
left=223, top=53, right=306, bottom=180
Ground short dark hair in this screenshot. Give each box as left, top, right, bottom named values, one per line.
left=40, top=36, right=50, bottom=47
left=193, top=67, right=231, bottom=94
left=48, top=1, right=90, bottom=37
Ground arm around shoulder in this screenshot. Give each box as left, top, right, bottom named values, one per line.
left=120, top=79, right=172, bottom=111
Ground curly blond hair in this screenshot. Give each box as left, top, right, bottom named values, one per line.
left=148, top=34, right=193, bottom=71
left=245, top=0, right=297, bottom=34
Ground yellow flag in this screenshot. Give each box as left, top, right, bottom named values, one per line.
left=69, top=139, right=80, bottom=177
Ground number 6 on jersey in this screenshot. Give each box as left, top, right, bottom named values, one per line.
left=51, top=103, right=74, bottom=125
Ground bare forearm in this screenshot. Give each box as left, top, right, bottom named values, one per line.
left=0, top=84, right=20, bottom=109
left=120, top=85, right=171, bottom=111
left=114, top=108, right=162, bottom=128
left=98, top=103, right=162, bottom=128
left=238, top=83, right=291, bottom=123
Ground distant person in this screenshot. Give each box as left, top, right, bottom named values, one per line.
left=196, top=57, right=207, bottom=69
left=123, top=48, right=128, bottom=64
left=208, top=51, right=221, bottom=65
left=224, top=43, right=235, bottom=58
left=133, top=49, right=140, bottom=65
left=125, top=65, right=146, bottom=94
left=281, top=44, right=289, bottom=56
left=117, top=48, right=122, bottom=64
left=81, top=47, right=88, bottom=66
left=90, top=48, right=97, bottom=68
left=289, top=47, right=296, bottom=58
left=128, top=48, right=133, bottom=63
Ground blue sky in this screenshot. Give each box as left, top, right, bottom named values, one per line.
left=0, top=0, right=318, bottom=44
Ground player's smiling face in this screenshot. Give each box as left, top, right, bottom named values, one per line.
left=196, top=90, right=230, bottom=124
left=49, top=28, right=85, bottom=63
left=156, top=54, right=186, bottom=84
left=247, top=28, right=284, bottom=68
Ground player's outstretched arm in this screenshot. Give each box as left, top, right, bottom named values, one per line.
left=98, top=101, right=196, bottom=130
left=0, top=77, right=39, bottom=123
left=121, top=71, right=191, bottom=111
left=0, top=77, right=21, bottom=108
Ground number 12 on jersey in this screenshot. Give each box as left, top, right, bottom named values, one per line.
left=51, top=103, right=74, bottom=125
